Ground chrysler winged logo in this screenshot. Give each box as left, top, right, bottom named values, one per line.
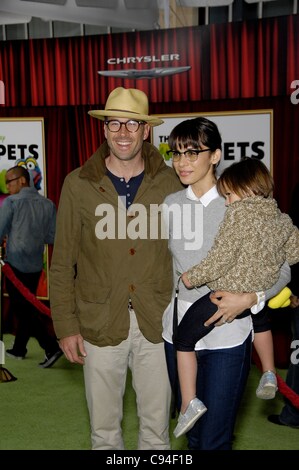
left=97, top=66, right=191, bottom=79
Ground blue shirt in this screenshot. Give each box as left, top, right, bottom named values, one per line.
left=0, top=187, right=56, bottom=273
left=106, top=169, right=144, bottom=209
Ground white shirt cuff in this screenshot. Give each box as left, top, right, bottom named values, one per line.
left=251, top=291, right=266, bottom=314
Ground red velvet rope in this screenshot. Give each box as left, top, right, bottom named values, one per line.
left=2, top=263, right=51, bottom=318
left=2, top=262, right=299, bottom=409
left=276, top=373, right=299, bottom=410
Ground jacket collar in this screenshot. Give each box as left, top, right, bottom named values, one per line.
left=79, top=140, right=168, bottom=182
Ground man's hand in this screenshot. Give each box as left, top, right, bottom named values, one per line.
left=59, top=334, right=87, bottom=365
left=204, top=291, right=257, bottom=327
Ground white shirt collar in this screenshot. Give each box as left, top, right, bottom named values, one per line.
left=186, top=184, right=219, bottom=207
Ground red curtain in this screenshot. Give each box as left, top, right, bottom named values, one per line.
left=1, top=15, right=299, bottom=107
left=0, top=15, right=298, bottom=210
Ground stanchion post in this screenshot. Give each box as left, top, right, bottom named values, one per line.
left=0, top=245, right=17, bottom=382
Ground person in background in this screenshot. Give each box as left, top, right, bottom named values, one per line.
left=1, top=165, right=62, bottom=368
left=162, top=117, right=291, bottom=449
left=268, top=181, right=299, bottom=428
left=174, top=158, right=299, bottom=437
left=49, top=87, right=183, bottom=450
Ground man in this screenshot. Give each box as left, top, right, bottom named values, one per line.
left=268, top=182, right=299, bottom=428
left=1, top=165, right=62, bottom=368
left=49, top=87, right=183, bottom=450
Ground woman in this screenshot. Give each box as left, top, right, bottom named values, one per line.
left=162, top=117, right=290, bottom=450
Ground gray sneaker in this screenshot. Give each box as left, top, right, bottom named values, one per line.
left=173, top=398, right=207, bottom=438
left=256, top=370, right=277, bottom=399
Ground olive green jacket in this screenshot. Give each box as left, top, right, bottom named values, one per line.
left=50, top=141, right=182, bottom=346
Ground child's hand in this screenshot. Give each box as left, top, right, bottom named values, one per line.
left=181, top=272, right=193, bottom=288
left=290, top=295, right=299, bottom=308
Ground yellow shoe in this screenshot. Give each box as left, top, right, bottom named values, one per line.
left=268, top=287, right=292, bottom=309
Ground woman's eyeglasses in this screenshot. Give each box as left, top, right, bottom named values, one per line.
left=166, top=149, right=211, bottom=162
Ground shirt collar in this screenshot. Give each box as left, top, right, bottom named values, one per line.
left=186, top=184, right=219, bottom=207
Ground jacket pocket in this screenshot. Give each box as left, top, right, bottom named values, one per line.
left=75, top=283, right=111, bottom=339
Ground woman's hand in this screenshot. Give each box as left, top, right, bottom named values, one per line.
left=204, top=291, right=257, bottom=326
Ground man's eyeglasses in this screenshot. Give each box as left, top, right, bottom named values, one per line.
left=166, top=149, right=211, bottom=162
left=104, top=120, right=145, bottom=133
left=5, top=176, right=21, bottom=185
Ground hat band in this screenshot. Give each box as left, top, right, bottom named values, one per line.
left=105, top=108, right=141, bottom=115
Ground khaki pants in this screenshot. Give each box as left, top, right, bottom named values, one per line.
left=83, top=308, right=172, bottom=450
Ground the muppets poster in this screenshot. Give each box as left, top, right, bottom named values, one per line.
left=0, top=118, right=48, bottom=299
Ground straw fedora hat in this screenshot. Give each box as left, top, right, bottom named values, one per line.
left=88, top=87, right=163, bottom=127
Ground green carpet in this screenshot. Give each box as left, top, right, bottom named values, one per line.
left=1, top=334, right=298, bottom=450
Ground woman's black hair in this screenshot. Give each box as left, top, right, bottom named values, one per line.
left=168, top=116, right=222, bottom=152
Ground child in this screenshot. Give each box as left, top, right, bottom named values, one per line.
left=174, top=157, right=299, bottom=438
